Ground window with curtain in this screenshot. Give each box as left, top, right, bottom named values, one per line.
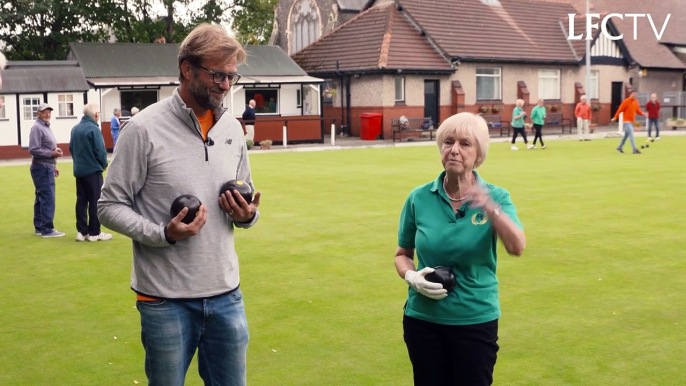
left=395, top=77, right=405, bottom=102
left=58, top=94, right=75, bottom=117
left=476, top=68, right=501, bottom=100
left=538, top=69, right=561, bottom=100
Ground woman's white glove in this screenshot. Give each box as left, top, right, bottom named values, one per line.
left=404, top=267, right=448, bottom=300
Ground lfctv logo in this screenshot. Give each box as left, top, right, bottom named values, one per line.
left=567, top=13, right=672, bottom=41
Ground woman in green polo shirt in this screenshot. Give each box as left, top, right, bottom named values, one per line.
left=395, top=112, right=526, bottom=386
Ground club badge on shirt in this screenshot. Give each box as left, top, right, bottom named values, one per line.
left=472, top=213, right=488, bottom=225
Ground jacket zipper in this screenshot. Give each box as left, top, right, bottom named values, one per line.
left=189, top=112, right=209, bottom=162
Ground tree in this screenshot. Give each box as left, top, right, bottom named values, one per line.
left=0, top=0, right=118, bottom=60
left=0, top=0, right=240, bottom=61
left=230, top=0, right=278, bottom=45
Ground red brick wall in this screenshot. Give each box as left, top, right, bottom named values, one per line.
left=322, top=100, right=615, bottom=142
left=102, top=122, right=113, bottom=149
left=0, top=146, right=30, bottom=160
left=0, top=144, right=72, bottom=161
left=242, top=116, right=323, bottom=143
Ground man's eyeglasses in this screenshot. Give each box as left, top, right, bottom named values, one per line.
left=196, top=64, right=241, bottom=85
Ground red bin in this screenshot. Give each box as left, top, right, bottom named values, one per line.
left=360, top=113, right=383, bottom=140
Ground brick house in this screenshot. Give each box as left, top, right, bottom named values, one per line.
left=287, top=0, right=686, bottom=139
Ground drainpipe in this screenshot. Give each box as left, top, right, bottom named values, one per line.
left=345, top=76, right=352, bottom=136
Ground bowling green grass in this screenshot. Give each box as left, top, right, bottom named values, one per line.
left=0, top=137, right=685, bottom=386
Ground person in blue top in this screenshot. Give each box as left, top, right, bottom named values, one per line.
left=395, top=112, right=526, bottom=386
left=510, top=99, right=532, bottom=150
left=110, top=107, right=121, bottom=148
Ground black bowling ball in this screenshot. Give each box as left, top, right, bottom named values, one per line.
left=220, top=180, right=253, bottom=204
left=426, top=266, right=457, bottom=291
left=170, top=194, right=202, bottom=224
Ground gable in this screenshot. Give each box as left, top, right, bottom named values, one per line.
left=0, top=61, right=90, bottom=94
left=68, top=43, right=311, bottom=80
left=292, top=3, right=452, bottom=75
left=398, top=0, right=579, bottom=63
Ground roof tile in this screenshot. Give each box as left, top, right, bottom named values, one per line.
left=292, top=3, right=452, bottom=74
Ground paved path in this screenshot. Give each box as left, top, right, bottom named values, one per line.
left=2, top=126, right=684, bottom=167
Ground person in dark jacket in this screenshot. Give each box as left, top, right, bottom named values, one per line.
left=645, top=93, right=661, bottom=141
left=29, top=103, right=65, bottom=238
left=242, top=99, right=256, bottom=140
left=69, top=104, right=112, bottom=242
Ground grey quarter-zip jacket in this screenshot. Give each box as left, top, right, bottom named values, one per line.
left=98, top=88, right=259, bottom=299
left=29, top=118, right=58, bottom=167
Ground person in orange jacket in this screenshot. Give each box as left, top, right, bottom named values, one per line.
left=611, top=91, right=645, bottom=154
left=574, top=95, right=592, bottom=141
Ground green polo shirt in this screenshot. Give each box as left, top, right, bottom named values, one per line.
left=512, top=106, right=525, bottom=128
left=531, top=105, right=547, bottom=126
left=398, top=171, right=523, bottom=325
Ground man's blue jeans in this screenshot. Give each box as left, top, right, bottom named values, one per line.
left=648, top=118, right=659, bottom=138
left=618, top=122, right=637, bottom=150
left=137, top=288, right=249, bottom=386
left=30, top=163, right=56, bottom=235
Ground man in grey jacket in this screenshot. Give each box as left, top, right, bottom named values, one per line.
left=98, top=24, right=261, bottom=386
left=29, top=103, right=65, bottom=238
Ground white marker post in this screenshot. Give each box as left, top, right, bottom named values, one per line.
left=282, top=125, right=288, bottom=148
left=331, top=123, right=336, bottom=146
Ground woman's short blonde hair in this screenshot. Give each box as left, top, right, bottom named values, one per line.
left=516, top=99, right=524, bottom=107
left=435, top=112, right=490, bottom=169
left=178, top=24, right=247, bottom=81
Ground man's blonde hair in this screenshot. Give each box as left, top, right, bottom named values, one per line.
left=435, top=113, right=491, bottom=169
left=178, top=24, right=246, bottom=81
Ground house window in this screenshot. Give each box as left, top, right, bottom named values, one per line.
left=120, top=90, right=158, bottom=116
left=296, top=89, right=302, bottom=108
left=539, top=69, right=561, bottom=100
left=476, top=68, right=501, bottom=100
left=58, top=94, right=75, bottom=117
left=322, top=79, right=336, bottom=104
left=290, top=0, right=322, bottom=54
left=589, top=70, right=599, bottom=99
left=395, top=77, right=405, bottom=102
left=23, top=97, right=41, bottom=120
left=245, top=89, right=279, bottom=114
left=0, top=97, right=5, bottom=119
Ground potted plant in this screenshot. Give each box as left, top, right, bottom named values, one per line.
left=667, top=117, right=686, bottom=128
left=259, top=139, right=272, bottom=150
left=591, top=103, right=602, bottom=112
left=491, top=105, right=501, bottom=114
left=549, top=104, right=560, bottom=112
left=478, top=105, right=490, bottom=114
left=246, top=139, right=254, bottom=150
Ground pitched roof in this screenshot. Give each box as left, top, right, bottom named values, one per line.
left=549, top=0, right=686, bottom=69
left=0, top=61, right=90, bottom=94
left=241, top=45, right=309, bottom=76
left=559, top=14, right=631, bottom=62
left=68, top=42, right=180, bottom=78
left=592, top=0, right=685, bottom=69
left=291, top=3, right=453, bottom=75
left=337, top=0, right=371, bottom=12
left=398, top=0, right=581, bottom=63
left=68, top=43, right=311, bottom=79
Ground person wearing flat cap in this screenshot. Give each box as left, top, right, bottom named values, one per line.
left=29, top=103, right=65, bottom=238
